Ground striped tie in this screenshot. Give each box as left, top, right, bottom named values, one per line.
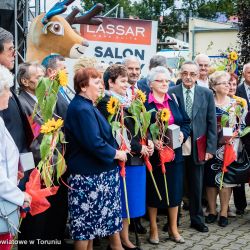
left=186, top=89, right=192, bottom=118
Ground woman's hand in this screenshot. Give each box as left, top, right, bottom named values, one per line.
left=140, top=145, right=150, bottom=157
left=23, top=192, right=32, bottom=206
left=179, top=132, right=184, bottom=144
left=115, top=150, right=127, bottom=162
left=154, top=140, right=163, bottom=151
left=147, top=140, right=154, bottom=156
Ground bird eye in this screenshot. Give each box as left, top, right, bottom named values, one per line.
left=48, top=22, right=64, bottom=36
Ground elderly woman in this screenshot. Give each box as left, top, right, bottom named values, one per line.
left=0, top=65, right=32, bottom=247
left=97, top=64, right=153, bottom=250
left=65, top=67, right=127, bottom=250
left=205, top=71, right=244, bottom=227
left=145, top=66, right=190, bottom=244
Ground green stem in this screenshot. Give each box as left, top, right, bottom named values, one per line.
left=220, top=172, right=225, bottom=190
left=163, top=174, right=169, bottom=206
left=123, top=177, right=130, bottom=224
left=150, top=171, right=162, bottom=201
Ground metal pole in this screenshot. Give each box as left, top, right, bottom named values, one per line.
left=103, top=4, right=119, bottom=17
left=14, top=0, right=18, bottom=92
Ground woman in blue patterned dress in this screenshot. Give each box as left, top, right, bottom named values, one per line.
left=65, top=67, right=127, bottom=250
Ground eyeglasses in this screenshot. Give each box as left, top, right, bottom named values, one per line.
left=154, top=79, right=170, bottom=84
left=181, top=72, right=197, bottom=78
left=199, top=64, right=209, bottom=68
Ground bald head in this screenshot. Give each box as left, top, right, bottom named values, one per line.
left=194, top=54, right=210, bottom=80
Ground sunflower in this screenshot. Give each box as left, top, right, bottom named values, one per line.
left=160, top=108, right=171, bottom=122
left=233, top=95, right=247, bottom=108
left=41, top=118, right=64, bottom=134
left=136, top=89, right=146, bottom=103
left=229, top=51, right=238, bottom=61
left=107, top=96, right=119, bottom=115
left=57, top=70, right=68, bottom=87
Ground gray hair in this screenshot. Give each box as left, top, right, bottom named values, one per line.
left=147, top=66, right=171, bottom=86
left=209, top=71, right=230, bottom=89
left=194, top=53, right=211, bottom=65
left=0, top=27, right=13, bottom=53
left=149, top=55, right=167, bottom=70
left=122, top=56, right=141, bottom=67
left=17, top=62, right=45, bottom=88
left=243, top=63, right=250, bottom=74
left=0, top=64, right=14, bottom=95
left=180, top=61, right=199, bottom=73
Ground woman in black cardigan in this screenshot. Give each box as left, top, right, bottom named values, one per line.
left=145, top=66, right=190, bottom=244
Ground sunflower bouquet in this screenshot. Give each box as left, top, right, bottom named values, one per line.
left=31, top=70, right=68, bottom=187
left=128, top=90, right=162, bottom=201
left=150, top=108, right=175, bottom=205
left=106, top=96, right=131, bottom=222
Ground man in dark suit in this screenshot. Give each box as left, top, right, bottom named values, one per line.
left=168, top=61, right=217, bottom=232
left=233, top=63, right=250, bottom=215
left=0, top=27, right=33, bottom=153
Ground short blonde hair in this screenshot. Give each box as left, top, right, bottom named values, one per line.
left=0, top=64, right=14, bottom=95
left=209, top=71, right=230, bottom=89
left=73, top=56, right=98, bottom=73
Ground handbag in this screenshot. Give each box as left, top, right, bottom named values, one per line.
left=223, top=148, right=250, bottom=184
left=0, top=143, right=20, bottom=235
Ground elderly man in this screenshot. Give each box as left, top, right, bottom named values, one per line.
left=194, top=54, right=211, bottom=88
left=168, top=61, right=217, bottom=232
left=0, top=27, right=33, bottom=152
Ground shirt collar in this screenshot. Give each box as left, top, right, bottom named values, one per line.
left=26, top=91, right=38, bottom=103
left=148, top=92, right=172, bottom=104
left=244, top=82, right=250, bottom=91
left=182, top=84, right=195, bottom=94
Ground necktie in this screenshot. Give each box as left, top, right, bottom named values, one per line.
left=131, top=85, right=135, bottom=96
left=186, top=89, right=193, bottom=118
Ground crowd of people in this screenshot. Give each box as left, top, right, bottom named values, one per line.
left=0, top=25, right=249, bottom=250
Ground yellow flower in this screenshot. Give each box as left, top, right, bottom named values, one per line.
left=229, top=51, right=238, bottom=61
left=136, top=89, right=146, bottom=103
left=233, top=95, right=247, bottom=108
left=57, top=70, right=68, bottom=87
left=160, top=108, right=171, bottom=122
left=107, top=96, right=119, bottom=115
left=41, top=118, right=64, bottom=134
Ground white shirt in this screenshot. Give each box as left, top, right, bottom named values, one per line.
left=27, top=91, right=38, bottom=103
left=126, top=83, right=138, bottom=102
left=0, top=117, right=24, bottom=206
left=197, top=79, right=209, bottom=88
left=244, top=83, right=250, bottom=102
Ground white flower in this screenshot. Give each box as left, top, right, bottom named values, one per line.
left=89, top=191, right=98, bottom=200
left=101, top=207, right=108, bottom=216
left=80, top=203, right=90, bottom=212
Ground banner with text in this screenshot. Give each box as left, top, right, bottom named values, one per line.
left=80, top=17, right=158, bottom=77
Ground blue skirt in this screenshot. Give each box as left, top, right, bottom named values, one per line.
left=120, top=165, right=146, bottom=218
left=68, top=167, right=122, bottom=240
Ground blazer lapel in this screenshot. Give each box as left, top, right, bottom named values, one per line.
left=176, top=84, right=185, bottom=108
left=192, top=86, right=203, bottom=119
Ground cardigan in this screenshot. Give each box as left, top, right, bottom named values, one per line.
left=65, top=95, right=117, bottom=175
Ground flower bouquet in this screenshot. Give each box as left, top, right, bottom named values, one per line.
left=150, top=108, right=175, bottom=205
left=128, top=90, right=162, bottom=201
left=106, top=96, right=131, bottom=223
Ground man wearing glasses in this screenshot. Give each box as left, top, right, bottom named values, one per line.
left=168, top=61, right=217, bottom=233
left=194, top=54, right=211, bottom=88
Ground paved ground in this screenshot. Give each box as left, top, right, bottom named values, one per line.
left=95, top=185, right=250, bottom=250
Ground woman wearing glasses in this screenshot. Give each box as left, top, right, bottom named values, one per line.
left=145, top=66, right=190, bottom=244
left=205, top=71, right=245, bottom=227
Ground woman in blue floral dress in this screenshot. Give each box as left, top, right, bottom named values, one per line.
left=65, top=67, right=127, bottom=250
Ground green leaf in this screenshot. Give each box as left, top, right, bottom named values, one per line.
left=108, top=114, right=115, bottom=123
left=111, top=121, right=121, bottom=137
left=221, top=114, right=229, bottom=127
left=42, top=92, right=57, bottom=122
left=40, top=134, right=52, bottom=160
left=140, top=111, right=151, bottom=138
left=150, top=123, right=160, bottom=141
left=235, top=105, right=242, bottom=117
left=128, top=100, right=142, bottom=118
left=240, top=126, right=250, bottom=137
left=56, top=151, right=66, bottom=181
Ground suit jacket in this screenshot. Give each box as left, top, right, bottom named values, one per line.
left=55, top=92, right=69, bottom=121
left=65, top=95, right=117, bottom=175
left=18, top=91, right=43, bottom=165
left=236, top=83, right=250, bottom=111
left=0, top=89, right=33, bottom=153
left=0, top=117, right=24, bottom=206
left=168, top=84, right=217, bottom=164
left=145, top=93, right=191, bottom=164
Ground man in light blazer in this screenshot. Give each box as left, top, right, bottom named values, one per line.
left=168, top=61, right=217, bottom=232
